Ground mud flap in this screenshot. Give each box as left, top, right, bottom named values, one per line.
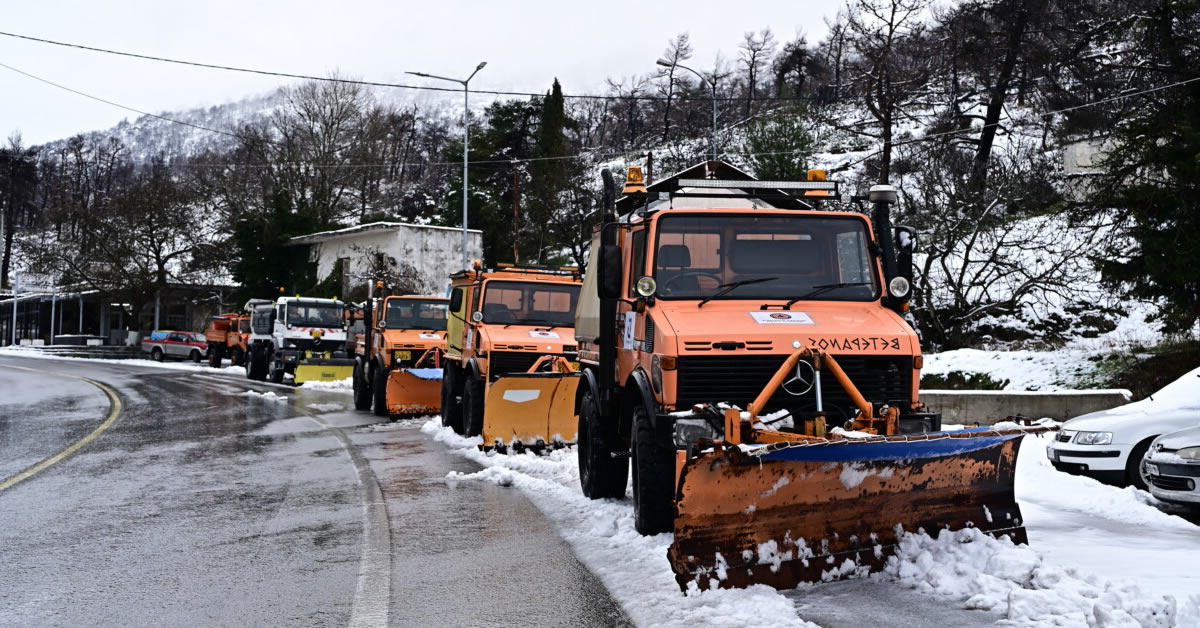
left=386, top=368, right=442, bottom=415
left=481, top=373, right=581, bottom=447
left=293, top=360, right=354, bottom=385
left=668, top=431, right=1032, bottom=591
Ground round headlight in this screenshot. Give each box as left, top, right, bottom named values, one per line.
left=635, top=276, right=658, bottom=298
left=888, top=276, right=911, bottom=299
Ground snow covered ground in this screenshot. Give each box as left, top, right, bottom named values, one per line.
left=422, top=420, right=1200, bottom=627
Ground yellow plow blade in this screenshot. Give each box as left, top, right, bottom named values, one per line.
left=293, top=361, right=354, bottom=384
left=481, top=373, right=580, bottom=448
left=385, top=368, right=442, bottom=415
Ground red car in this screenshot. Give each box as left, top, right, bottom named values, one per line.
left=141, top=330, right=208, bottom=362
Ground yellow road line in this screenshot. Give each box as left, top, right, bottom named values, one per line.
left=0, top=363, right=123, bottom=493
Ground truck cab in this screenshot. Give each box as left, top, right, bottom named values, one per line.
left=352, top=293, right=449, bottom=416
left=246, top=296, right=352, bottom=384
left=441, top=264, right=582, bottom=442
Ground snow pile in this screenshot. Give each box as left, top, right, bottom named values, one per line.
left=297, top=377, right=353, bottom=392
left=418, top=419, right=817, bottom=628
left=242, top=390, right=287, bottom=403
left=306, top=402, right=345, bottom=412
left=881, top=527, right=1184, bottom=627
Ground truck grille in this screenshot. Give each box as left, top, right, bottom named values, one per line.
left=675, top=354, right=913, bottom=423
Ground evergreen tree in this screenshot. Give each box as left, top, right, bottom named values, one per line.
left=529, top=79, right=571, bottom=261
left=742, top=105, right=817, bottom=181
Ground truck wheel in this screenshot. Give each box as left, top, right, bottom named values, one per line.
left=247, top=348, right=267, bottom=381
left=441, top=365, right=464, bottom=433
left=579, top=386, right=629, bottom=499
left=372, top=365, right=390, bottom=417
left=462, top=375, right=484, bottom=437
left=230, top=347, right=244, bottom=367
left=632, top=406, right=674, bottom=535
left=150, top=347, right=164, bottom=362
left=269, top=357, right=285, bottom=384
left=207, top=348, right=223, bottom=368
left=353, top=361, right=372, bottom=411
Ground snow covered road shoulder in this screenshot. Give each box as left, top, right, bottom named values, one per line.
left=420, top=419, right=1200, bottom=627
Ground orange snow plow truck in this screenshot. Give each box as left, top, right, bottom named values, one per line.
left=351, top=287, right=449, bottom=417
left=440, top=264, right=582, bottom=450
left=539, top=163, right=1055, bottom=591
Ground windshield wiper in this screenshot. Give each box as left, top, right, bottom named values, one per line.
left=504, top=318, right=562, bottom=330
left=697, top=277, right=779, bottom=308
left=784, top=282, right=872, bottom=309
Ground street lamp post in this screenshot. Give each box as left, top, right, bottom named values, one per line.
left=657, top=59, right=718, bottom=161
left=407, top=61, right=488, bottom=271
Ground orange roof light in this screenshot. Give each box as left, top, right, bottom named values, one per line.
left=804, top=169, right=832, bottom=197
left=623, top=166, right=647, bottom=195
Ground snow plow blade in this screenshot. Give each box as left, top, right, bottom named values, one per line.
left=386, top=368, right=442, bottom=415
left=669, top=428, right=1048, bottom=591
left=481, top=373, right=581, bottom=449
left=293, top=360, right=354, bottom=384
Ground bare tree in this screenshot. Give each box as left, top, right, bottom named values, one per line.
left=739, top=28, right=777, bottom=117
left=655, top=32, right=694, bottom=142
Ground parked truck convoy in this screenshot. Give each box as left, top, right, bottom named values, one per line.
left=439, top=264, right=582, bottom=449
left=244, top=296, right=354, bottom=384
left=499, top=164, right=1056, bottom=590
left=351, top=289, right=449, bottom=417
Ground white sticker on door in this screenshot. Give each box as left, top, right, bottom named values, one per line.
left=749, top=311, right=816, bottom=325
left=623, top=311, right=637, bottom=349
left=529, top=330, right=561, bottom=339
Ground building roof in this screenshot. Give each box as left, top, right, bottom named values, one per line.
left=287, top=221, right=484, bottom=246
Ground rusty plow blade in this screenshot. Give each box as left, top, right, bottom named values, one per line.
left=481, top=373, right=580, bottom=450
left=386, top=368, right=442, bottom=416
left=669, top=428, right=1050, bottom=591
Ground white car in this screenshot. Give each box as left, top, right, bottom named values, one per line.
left=1144, top=425, right=1200, bottom=506
left=1046, top=366, right=1200, bottom=490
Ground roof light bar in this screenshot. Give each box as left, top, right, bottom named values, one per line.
left=676, top=178, right=839, bottom=192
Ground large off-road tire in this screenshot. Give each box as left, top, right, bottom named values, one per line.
left=372, top=365, right=390, bottom=417
left=207, top=347, right=222, bottom=368
left=247, top=348, right=268, bottom=381
left=441, top=364, right=464, bottom=433
left=1126, top=438, right=1155, bottom=491
left=631, top=405, right=675, bottom=535
left=579, top=386, right=629, bottom=499
left=352, top=360, right=372, bottom=411
left=150, top=347, right=164, bottom=362
left=230, top=347, right=244, bottom=367
left=462, top=375, right=485, bottom=438
left=269, top=356, right=285, bottom=384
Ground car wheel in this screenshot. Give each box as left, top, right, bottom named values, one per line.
left=1126, top=438, right=1155, bottom=491
left=441, top=364, right=463, bottom=433
left=353, top=360, right=372, bottom=411
left=578, top=385, right=629, bottom=499
left=372, top=365, right=390, bottom=417
left=190, top=349, right=202, bottom=364
left=151, top=347, right=163, bottom=362
left=462, top=375, right=484, bottom=437
left=631, top=405, right=674, bottom=535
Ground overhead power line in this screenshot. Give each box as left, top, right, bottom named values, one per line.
left=0, top=29, right=815, bottom=103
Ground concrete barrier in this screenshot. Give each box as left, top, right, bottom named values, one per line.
left=920, top=389, right=1133, bottom=425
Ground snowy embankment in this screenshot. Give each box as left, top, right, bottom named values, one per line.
left=422, top=419, right=1200, bottom=627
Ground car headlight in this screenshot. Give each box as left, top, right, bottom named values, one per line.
left=1075, top=431, right=1112, bottom=445
left=1178, top=447, right=1200, bottom=461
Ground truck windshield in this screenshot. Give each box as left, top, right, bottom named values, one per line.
left=287, top=303, right=343, bottom=327
left=385, top=299, right=448, bottom=331
left=481, top=281, right=579, bottom=327
left=238, top=319, right=251, bottom=333
left=653, top=214, right=878, bottom=301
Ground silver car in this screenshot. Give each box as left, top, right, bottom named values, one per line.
left=1144, top=426, right=1200, bottom=507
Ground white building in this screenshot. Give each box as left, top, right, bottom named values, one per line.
left=288, top=222, right=483, bottom=297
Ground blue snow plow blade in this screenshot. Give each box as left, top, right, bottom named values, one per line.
left=406, top=368, right=442, bottom=381
left=757, top=428, right=1032, bottom=463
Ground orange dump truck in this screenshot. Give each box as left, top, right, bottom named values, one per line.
left=351, top=291, right=449, bottom=417
left=204, top=312, right=251, bottom=367
left=440, top=264, right=582, bottom=450
left=531, top=163, right=1054, bottom=590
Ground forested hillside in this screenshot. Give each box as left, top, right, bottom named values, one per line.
left=1, top=0, right=1196, bottom=349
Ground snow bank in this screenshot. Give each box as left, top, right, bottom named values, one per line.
left=418, top=419, right=816, bottom=628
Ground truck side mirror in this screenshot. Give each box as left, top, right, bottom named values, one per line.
left=894, top=226, right=916, bottom=282
left=449, top=287, right=464, bottom=312
left=598, top=244, right=622, bottom=300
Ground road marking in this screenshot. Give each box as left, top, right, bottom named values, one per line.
left=0, top=363, right=123, bottom=494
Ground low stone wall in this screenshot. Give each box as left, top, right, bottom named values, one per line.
left=920, top=389, right=1133, bottom=425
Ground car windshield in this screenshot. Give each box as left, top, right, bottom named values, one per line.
left=287, top=303, right=343, bottom=327
left=652, top=214, right=878, bottom=301
left=480, top=280, right=579, bottom=326
left=385, top=299, right=448, bottom=331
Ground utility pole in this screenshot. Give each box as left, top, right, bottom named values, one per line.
left=511, top=160, right=521, bottom=264
left=406, top=62, right=488, bottom=270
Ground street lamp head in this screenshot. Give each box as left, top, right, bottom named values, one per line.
left=405, top=71, right=430, bottom=78
left=476, top=61, right=488, bottom=71
left=655, top=59, right=674, bottom=68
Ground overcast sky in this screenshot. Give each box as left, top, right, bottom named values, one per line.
left=0, top=1, right=833, bottom=146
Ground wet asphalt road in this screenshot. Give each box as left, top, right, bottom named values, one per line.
left=0, top=356, right=629, bottom=627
